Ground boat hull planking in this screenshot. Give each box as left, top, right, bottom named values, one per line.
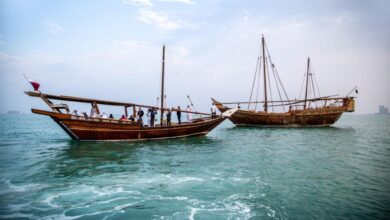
left=32, top=109, right=225, bottom=141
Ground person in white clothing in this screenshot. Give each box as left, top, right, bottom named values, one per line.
left=186, top=105, right=192, bottom=123
left=146, top=108, right=151, bottom=127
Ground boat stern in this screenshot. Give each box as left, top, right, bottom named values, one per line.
left=211, top=98, right=229, bottom=113
left=343, top=98, right=355, bottom=112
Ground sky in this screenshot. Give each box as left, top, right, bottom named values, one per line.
left=0, top=0, right=389, bottom=114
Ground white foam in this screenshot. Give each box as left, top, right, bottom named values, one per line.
left=42, top=194, right=60, bottom=208
left=114, top=202, right=138, bottom=211
left=231, top=177, right=250, bottom=182
left=1, top=179, right=45, bottom=194
left=41, top=213, right=79, bottom=220
left=175, top=177, right=205, bottom=184
left=154, top=195, right=189, bottom=201
left=174, top=196, right=189, bottom=201
left=259, top=205, right=276, bottom=217
left=189, top=207, right=197, bottom=220
left=95, top=196, right=134, bottom=205
left=43, top=209, right=112, bottom=220
left=0, top=213, right=36, bottom=219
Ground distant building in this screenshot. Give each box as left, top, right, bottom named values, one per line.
left=377, top=105, right=389, bottom=115
left=7, top=110, right=20, bottom=114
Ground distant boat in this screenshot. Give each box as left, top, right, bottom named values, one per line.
left=26, top=46, right=236, bottom=141
left=212, top=35, right=356, bottom=127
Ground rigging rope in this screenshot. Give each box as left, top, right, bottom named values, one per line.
left=271, top=63, right=285, bottom=112
left=248, top=56, right=260, bottom=109
left=299, top=70, right=306, bottom=100
left=265, top=57, right=274, bottom=111
left=264, top=42, right=290, bottom=110
left=310, top=74, right=317, bottom=108
left=255, top=58, right=261, bottom=111
left=311, top=64, right=324, bottom=106
left=166, top=49, right=197, bottom=112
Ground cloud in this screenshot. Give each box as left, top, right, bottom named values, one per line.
left=137, top=10, right=180, bottom=30
left=243, top=11, right=249, bottom=21
left=122, top=0, right=153, bottom=6
left=159, top=0, right=195, bottom=4
left=43, top=20, right=65, bottom=34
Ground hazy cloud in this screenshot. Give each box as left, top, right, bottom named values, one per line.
left=122, top=0, right=153, bottom=6
left=43, top=20, right=65, bottom=34
left=137, top=10, right=180, bottom=30
left=159, top=0, right=194, bottom=4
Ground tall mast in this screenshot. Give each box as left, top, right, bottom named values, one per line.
left=262, top=35, right=268, bottom=112
left=304, top=57, right=310, bottom=110
left=160, top=45, right=166, bottom=125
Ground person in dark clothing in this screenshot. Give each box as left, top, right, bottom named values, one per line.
left=211, top=103, right=217, bottom=119
left=128, top=115, right=135, bottom=121
left=109, top=113, right=114, bottom=119
left=177, top=106, right=181, bottom=125
left=137, top=107, right=144, bottom=125
left=166, top=108, right=172, bottom=126
left=150, top=108, right=156, bottom=127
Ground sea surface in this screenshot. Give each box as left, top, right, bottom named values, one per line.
left=0, top=114, right=389, bottom=219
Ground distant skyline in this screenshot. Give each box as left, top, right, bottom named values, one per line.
left=1, top=0, right=389, bottom=114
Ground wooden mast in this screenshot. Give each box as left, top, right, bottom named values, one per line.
left=304, top=57, right=310, bottom=110
left=160, top=45, right=166, bottom=125
left=262, top=35, right=268, bottom=112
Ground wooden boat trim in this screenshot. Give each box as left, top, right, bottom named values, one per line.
left=31, top=108, right=219, bottom=129
left=56, top=120, right=80, bottom=140
left=79, top=131, right=209, bottom=142
left=217, top=95, right=355, bottom=105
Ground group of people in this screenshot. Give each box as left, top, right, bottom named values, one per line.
left=71, top=102, right=219, bottom=126
left=72, top=110, right=115, bottom=120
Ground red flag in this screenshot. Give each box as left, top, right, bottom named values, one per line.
left=23, top=74, right=40, bottom=91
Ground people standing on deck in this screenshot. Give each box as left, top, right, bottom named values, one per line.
left=82, top=112, right=89, bottom=119
left=186, top=105, right=192, bottom=123
left=211, top=103, right=217, bottom=119
left=177, top=106, right=181, bottom=125
left=166, top=108, right=172, bottom=126
left=137, top=107, right=144, bottom=125
left=73, top=110, right=78, bottom=116
left=147, top=109, right=151, bottom=126
left=128, top=115, right=135, bottom=121
left=109, top=114, right=114, bottom=119
left=150, top=108, right=156, bottom=127
left=90, top=105, right=98, bottom=118
left=101, top=112, right=108, bottom=119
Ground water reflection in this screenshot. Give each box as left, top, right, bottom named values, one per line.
left=41, top=136, right=222, bottom=179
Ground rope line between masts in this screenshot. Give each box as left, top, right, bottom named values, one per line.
left=166, top=49, right=197, bottom=112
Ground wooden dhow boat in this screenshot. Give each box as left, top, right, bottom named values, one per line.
left=212, top=36, right=356, bottom=127
left=26, top=46, right=236, bottom=141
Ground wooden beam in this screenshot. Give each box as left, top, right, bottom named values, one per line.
left=25, top=91, right=212, bottom=115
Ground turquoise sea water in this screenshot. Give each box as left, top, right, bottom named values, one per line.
left=0, top=114, right=389, bottom=219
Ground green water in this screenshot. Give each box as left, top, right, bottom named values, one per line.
left=0, top=114, right=389, bottom=219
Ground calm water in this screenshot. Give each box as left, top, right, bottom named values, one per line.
left=0, top=114, right=389, bottom=219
